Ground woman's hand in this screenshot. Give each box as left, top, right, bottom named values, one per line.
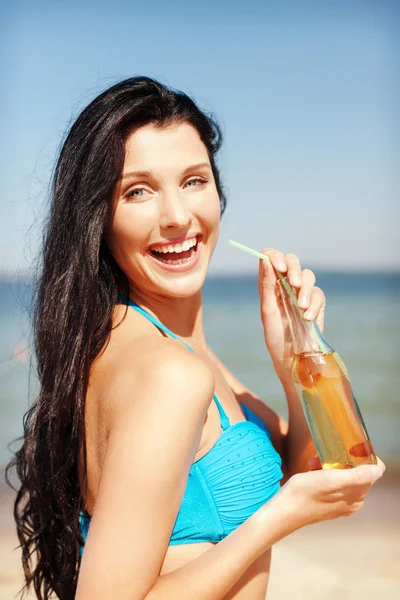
left=258, top=248, right=326, bottom=384
left=279, top=458, right=385, bottom=530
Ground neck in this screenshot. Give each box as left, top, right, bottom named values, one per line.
left=127, top=285, right=206, bottom=349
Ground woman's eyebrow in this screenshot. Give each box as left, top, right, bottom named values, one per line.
left=120, top=170, right=151, bottom=180
left=182, top=162, right=211, bottom=174
left=119, top=162, right=211, bottom=181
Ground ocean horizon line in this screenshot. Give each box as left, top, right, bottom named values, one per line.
left=1, top=267, right=400, bottom=284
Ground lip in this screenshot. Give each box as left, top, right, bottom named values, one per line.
left=146, top=233, right=202, bottom=251
left=146, top=236, right=203, bottom=273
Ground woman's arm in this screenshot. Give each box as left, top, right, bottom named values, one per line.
left=145, top=489, right=294, bottom=600
left=144, top=463, right=383, bottom=600
left=76, top=338, right=215, bottom=600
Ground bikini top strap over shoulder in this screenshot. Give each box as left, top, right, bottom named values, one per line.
left=118, top=294, right=230, bottom=431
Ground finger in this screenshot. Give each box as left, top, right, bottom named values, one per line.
left=258, top=255, right=278, bottom=295
left=297, top=269, right=316, bottom=310
left=303, top=287, right=325, bottom=321
left=344, top=483, right=372, bottom=500
left=259, top=259, right=281, bottom=318
left=285, top=253, right=302, bottom=288
left=342, top=499, right=365, bottom=516
left=315, top=463, right=383, bottom=494
left=340, top=464, right=384, bottom=489
left=376, top=456, right=386, bottom=473
left=260, top=248, right=287, bottom=274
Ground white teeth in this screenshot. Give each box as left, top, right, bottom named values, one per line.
left=163, top=256, right=192, bottom=265
left=151, top=236, right=198, bottom=254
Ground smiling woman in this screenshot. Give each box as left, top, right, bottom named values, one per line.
left=6, top=76, right=384, bottom=600
left=106, top=122, right=220, bottom=290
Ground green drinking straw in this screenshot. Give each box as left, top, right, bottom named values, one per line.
left=228, top=239, right=314, bottom=334
left=228, top=240, right=350, bottom=365
left=228, top=239, right=299, bottom=304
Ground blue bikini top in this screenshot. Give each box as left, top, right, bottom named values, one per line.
left=78, top=297, right=283, bottom=553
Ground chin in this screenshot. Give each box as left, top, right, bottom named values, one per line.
left=156, top=269, right=207, bottom=299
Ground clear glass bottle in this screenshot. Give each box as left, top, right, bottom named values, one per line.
left=276, top=277, right=377, bottom=469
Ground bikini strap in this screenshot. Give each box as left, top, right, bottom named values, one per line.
left=213, top=396, right=230, bottom=431
left=119, top=294, right=193, bottom=352
left=118, top=294, right=230, bottom=430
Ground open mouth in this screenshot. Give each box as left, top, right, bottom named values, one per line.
left=148, top=234, right=201, bottom=266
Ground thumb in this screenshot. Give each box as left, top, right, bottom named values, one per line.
left=332, top=464, right=383, bottom=489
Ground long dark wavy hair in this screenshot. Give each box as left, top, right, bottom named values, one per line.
left=5, top=76, right=227, bottom=600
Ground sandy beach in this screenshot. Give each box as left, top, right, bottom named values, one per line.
left=1, top=470, right=399, bottom=600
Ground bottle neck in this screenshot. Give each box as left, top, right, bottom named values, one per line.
left=276, top=277, right=334, bottom=356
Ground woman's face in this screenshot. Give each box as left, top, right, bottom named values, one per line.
left=107, top=121, right=221, bottom=299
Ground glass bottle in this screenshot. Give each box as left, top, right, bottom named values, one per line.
left=276, top=277, right=377, bottom=469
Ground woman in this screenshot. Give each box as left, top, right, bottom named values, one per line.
left=7, top=76, right=384, bottom=600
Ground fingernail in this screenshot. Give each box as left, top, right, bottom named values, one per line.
left=371, top=465, right=383, bottom=479
left=278, top=261, right=286, bottom=271
left=292, top=276, right=301, bottom=287
left=298, top=295, right=308, bottom=308
left=303, top=310, right=312, bottom=320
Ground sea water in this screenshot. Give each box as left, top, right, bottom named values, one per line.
left=0, top=272, right=399, bottom=471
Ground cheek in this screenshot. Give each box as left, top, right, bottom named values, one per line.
left=198, top=190, right=221, bottom=230
left=107, top=206, right=152, bottom=262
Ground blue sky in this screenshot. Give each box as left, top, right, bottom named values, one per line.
left=1, top=0, right=399, bottom=275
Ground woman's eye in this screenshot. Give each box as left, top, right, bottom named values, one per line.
left=184, top=177, right=208, bottom=188
left=125, top=187, right=147, bottom=200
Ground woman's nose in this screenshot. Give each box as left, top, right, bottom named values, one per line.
left=159, top=191, right=192, bottom=230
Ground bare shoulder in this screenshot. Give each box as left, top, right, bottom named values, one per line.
left=112, top=337, right=214, bottom=425
left=90, top=307, right=215, bottom=433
